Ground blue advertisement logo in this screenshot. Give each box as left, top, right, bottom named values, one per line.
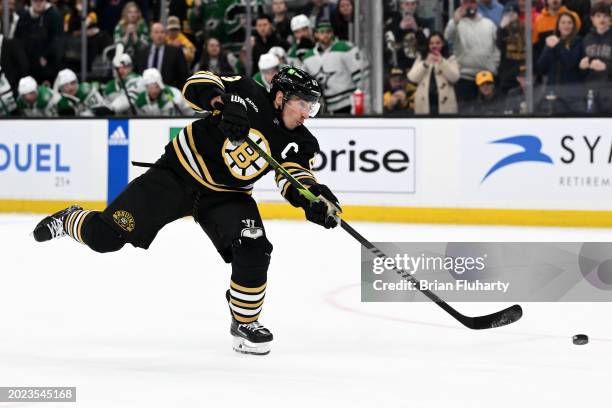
left=482, top=135, right=553, bottom=183
left=107, top=120, right=129, bottom=203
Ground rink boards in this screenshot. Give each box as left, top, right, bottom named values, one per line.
left=0, top=117, right=611, bottom=227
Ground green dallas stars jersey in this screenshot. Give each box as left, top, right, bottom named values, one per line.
left=133, top=85, right=192, bottom=116
left=56, top=82, right=108, bottom=116
left=16, top=85, right=60, bottom=117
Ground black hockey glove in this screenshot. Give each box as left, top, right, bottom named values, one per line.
left=215, top=93, right=250, bottom=145
left=304, top=184, right=341, bottom=229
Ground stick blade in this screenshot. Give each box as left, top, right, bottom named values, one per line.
left=465, top=304, right=523, bottom=330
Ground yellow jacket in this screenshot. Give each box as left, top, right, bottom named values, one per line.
left=166, top=32, right=196, bottom=63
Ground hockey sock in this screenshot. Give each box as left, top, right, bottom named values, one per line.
left=63, top=209, right=95, bottom=245
left=228, top=280, right=266, bottom=323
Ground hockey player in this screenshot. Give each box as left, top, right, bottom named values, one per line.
left=103, top=53, right=143, bottom=115
left=32, top=66, right=340, bottom=355
left=133, top=68, right=192, bottom=116
left=16, top=76, right=60, bottom=117
left=54, top=69, right=110, bottom=117
left=253, top=53, right=280, bottom=92
left=302, top=19, right=363, bottom=114
left=287, top=14, right=316, bottom=69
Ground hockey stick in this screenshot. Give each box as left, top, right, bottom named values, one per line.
left=245, top=137, right=523, bottom=330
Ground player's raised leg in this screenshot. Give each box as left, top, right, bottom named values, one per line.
left=32, top=164, right=193, bottom=253
left=197, top=193, right=274, bottom=355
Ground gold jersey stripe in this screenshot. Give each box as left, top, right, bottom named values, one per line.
left=230, top=280, right=267, bottom=293
left=192, top=71, right=225, bottom=88
left=230, top=298, right=265, bottom=308
left=76, top=210, right=92, bottom=244
left=172, top=137, right=251, bottom=194
left=185, top=124, right=220, bottom=186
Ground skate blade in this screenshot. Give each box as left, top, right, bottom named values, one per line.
left=232, top=336, right=271, bottom=355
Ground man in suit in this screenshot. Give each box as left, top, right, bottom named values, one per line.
left=135, top=22, right=189, bottom=89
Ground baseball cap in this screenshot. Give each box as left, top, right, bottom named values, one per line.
left=475, top=70, right=494, bottom=86
left=315, top=19, right=333, bottom=32
left=166, top=16, right=181, bottom=31
left=389, top=67, right=405, bottom=77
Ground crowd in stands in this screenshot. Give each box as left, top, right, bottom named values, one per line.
left=0, top=0, right=364, bottom=117
left=0, top=0, right=609, bottom=117
left=384, top=0, right=612, bottom=115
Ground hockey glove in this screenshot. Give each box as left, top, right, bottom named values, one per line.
left=304, top=184, right=341, bottom=229
left=216, top=93, right=250, bottom=145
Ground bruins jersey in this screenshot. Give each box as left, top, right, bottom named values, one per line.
left=164, top=71, right=319, bottom=206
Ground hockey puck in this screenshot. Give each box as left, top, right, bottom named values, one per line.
left=572, top=334, right=589, bottom=345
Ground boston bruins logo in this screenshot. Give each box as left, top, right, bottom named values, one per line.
left=222, top=129, right=270, bottom=180
left=112, top=210, right=135, bottom=232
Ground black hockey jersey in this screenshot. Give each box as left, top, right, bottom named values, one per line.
left=164, top=71, right=319, bottom=205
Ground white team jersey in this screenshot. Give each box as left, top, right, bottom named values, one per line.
left=134, top=86, right=192, bottom=116
left=302, top=39, right=363, bottom=113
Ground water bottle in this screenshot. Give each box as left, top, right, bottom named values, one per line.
left=352, top=89, right=364, bottom=116
left=586, top=89, right=595, bottom=114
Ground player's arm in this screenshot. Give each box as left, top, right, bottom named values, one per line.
left=183, top=71, right=250, bottom=143
left=276, top=150, right=341, bottom=229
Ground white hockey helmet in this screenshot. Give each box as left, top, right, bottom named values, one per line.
left=258, top=53, right=280, bottom=71
left=18, top=76, right=38, bottom=95
left=54, top=69, right=78, bottom=91
left=142, top=68, right=164, bottom=88
left=291, top=14, right=310, bottom=32
left=113, top=53, right=133, bottom=68
left=268, top=46, right=286, bottom=61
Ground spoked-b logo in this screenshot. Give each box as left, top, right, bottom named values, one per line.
left=481, top=135, right=554, bottom=183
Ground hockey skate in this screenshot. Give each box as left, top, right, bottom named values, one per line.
left=230, top=318, right=273, bottom=355
left=32, top=205, right=82, bottom=242
left=227, top=290, right=273, bottom=355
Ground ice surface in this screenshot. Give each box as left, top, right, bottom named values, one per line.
left=1, top=214, right=611, bottom=407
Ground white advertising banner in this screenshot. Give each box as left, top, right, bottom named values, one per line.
left=456, top=118, right=612, bottom=210
left=0, top=120, right=107, bottom=201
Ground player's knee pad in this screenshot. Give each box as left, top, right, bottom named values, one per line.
left=231, top=233, right=273, bottom=285
left=81, top=213, right=126, bottom=253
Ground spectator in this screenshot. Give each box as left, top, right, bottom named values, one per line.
left=302, top=20, right=363, bottom=114
left=271, top=0, right=292, bottom=43
left=504, top=65, right=550, bottom=114
left=268, top=46, right=288, bottom=65
left=193, top=37, right=235, bottom=75
left=113, top=1, right=149, bottom=56
left=537, top=12, right=582, bottom=87
left=519, top=0, right=540, bottom=26
left=16, top=76, right=60, bottom=117
left=301, top=0, right=336, bottom=28
left=135, top=22, right=189, bottom=89
left=14, top=0, right=64, bottom=83
left=104, top=52, right=144, bottom=115
left=497, top=1, right=527, bottom=92
left=251, top=14, right=288, bottom=73
left=253, top=53, right=280, bottom=91
left=95, top=0, right=147, bottom=35
left=287, top=14, right=315, bottom=69
left=564, top=0, right=591, bottom=36
left=408, top=31, right=460, bottom=114
left=331, top=0, right=354, bottom=41
left=0, top=0, right=19, bottom=39
left=64, top=0, right=111, bottom=73
left=579, top=1, right=611, bottom=112
left=166, top=15, right=196, bottom=65
left=134, top=68, right=191, bottom=116
left=383, top=67, right=416, bottom=113
left=464, top=70, right=505, bottom=114
left=0, top=33, right=29, bottom=96
left=54, top=68, right=110, bottom=116
left=478, top=0, right=505, bottom=26
left=445, top=0, right=500, bottom=102
left=384, top=0, right=432, bottom=71
left=533, top=0, right=582, bottom=45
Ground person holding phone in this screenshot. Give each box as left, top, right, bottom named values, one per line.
left=444, top=0, right=500, bottom=102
